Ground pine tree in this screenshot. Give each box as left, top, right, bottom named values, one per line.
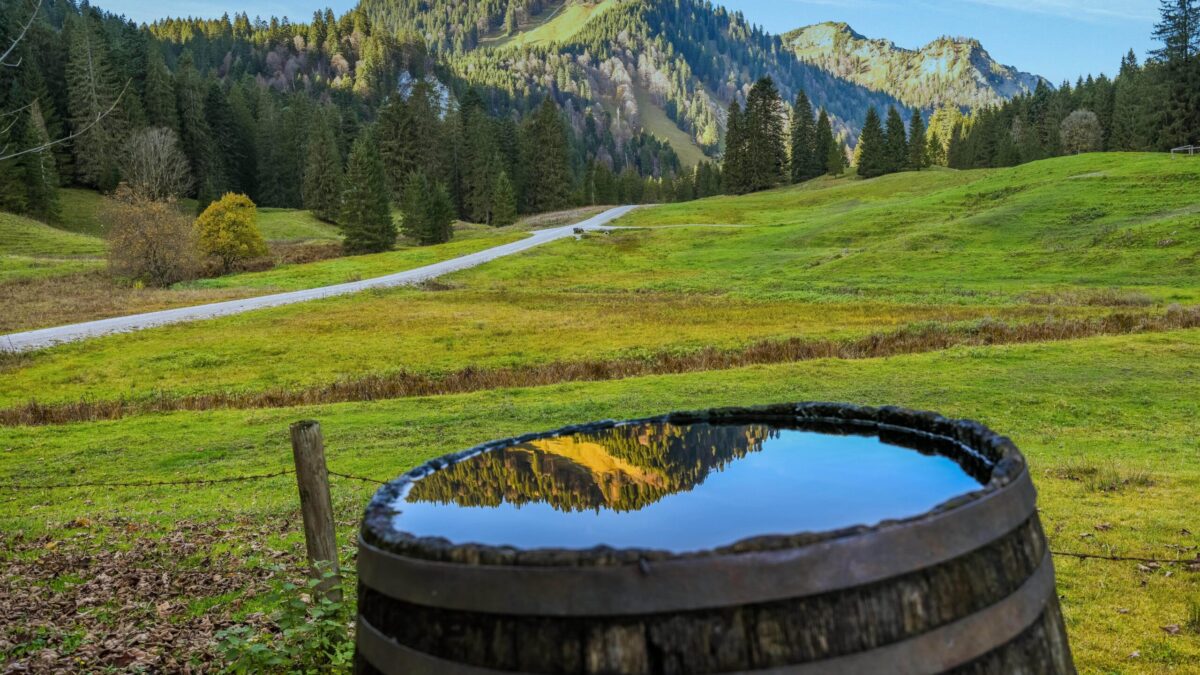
left=743, top=77, right=787, bottom=191
left=65, top=12, right=125, bottom=189
left=520, top=97, right=572, bottom=212
left=460, top=92, right=500, bottom=222
left=1151, top=0, right=1200, bottom=148
left=22, top=102, right=62, bottom=222
left=883, top=106, right=908, bottom=174
left=722, top=100, right=748, bottom=194
left=400, top=171, right=454, bottom=245
left=175, top=52, right=222, bottom=207
left=789, top=91, right=817, bottom=183
left=857, top=107, right=888, bottom=179
left=908, top=110, right=928, bottom=170
left=303, top=113, right=344, bottom=223
left=143, top=45, right=178, bottom=132
left=490, top=170, right=518, bottom=226
left=341, top=135, right=396, bottom=253
left=1110, top=51, right=1150, bottom=150
left=813, top=109, right=836, bottom=176
left=504, top=2, right=519, bottom=35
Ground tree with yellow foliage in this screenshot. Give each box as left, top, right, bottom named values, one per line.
left=195, top=193, right=268, bottom=274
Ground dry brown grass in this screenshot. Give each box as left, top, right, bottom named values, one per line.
left=514, top=206, right=613, bottom=230
left=0, top=271, right=266, bottom=333
left=5, top=307, right=1198, bottom=427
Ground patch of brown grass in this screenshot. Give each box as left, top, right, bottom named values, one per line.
left=5, top=307, right=1198, bottom=427
left=0, top=271, right=266, bottom=333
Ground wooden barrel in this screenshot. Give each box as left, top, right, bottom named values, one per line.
left=356, top=403, right=1075, bottom=674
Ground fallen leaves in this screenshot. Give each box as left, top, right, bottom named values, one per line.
left=0, top=516, right=309, bottom=673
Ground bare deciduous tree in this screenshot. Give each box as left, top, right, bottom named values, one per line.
left=1060, top=110, right=1103, bottom=155
left=119, top=127, right=193, bottom=201
left=106, top=186, right=200, bottom=287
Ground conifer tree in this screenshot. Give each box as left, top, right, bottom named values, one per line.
left=789, top=91, right=817, bottom=183
left=400, top=171, right=454, bottom=245
left=814, top=109, right=836, bottom=176
left=175, top=52, right=222, bottom=207
left=341, top=135, right=396, bottom=253
left=490, top=170, right=518, bottom=226
left=883, top=106, right=909, bottom=173
left=143, top=45, right=178, bottom=132
left=302, top=113, right=344, bottom=223
left=1110, top=51, right=1151, bottom=150
left=908, top=110, right=928, bottom=170
left=65, top=12, right=125, bottom=189
left=722, top=100, right=748, bottom=194
left=520, top=97, right=572, bottom=212
left=856, top=107, right=888, bottom=179
left=1151, top=0, right=1200, bottom=148
left=743, top=77, right=787, bottom=191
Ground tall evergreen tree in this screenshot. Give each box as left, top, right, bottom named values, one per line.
left=1151, top=0, right=1200, bottom=147
left=857, top=107, right=888, bottom=179
left=142, top=45, right=178, bottom=132
left=908, top=109, right=928, bottom=170
left=65, top=12, right=125, bottom=189
left=789, top=90, right=817, bottom=183
left=400, top=170, right=454, bottom=245
left=722, top=100, right=748, bottom=194
left=341, top=135, right=396, bottom=253
left=743, top=77, right=787, bottom=191
left=302, top=113, right=344, bottom=223
left=174, top=52, right=222, bottom=207
left=813, top=109, right=836, bottom=176
left=1110, top=51, right=1151, bottom=150
left=883, top=106, right=909, bottom=173
left=490, top=170, right=517, bottom=226
left=520, top=97, right=572, bottom=212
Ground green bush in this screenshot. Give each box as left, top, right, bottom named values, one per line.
left=216, top=565, right=353, bottom=673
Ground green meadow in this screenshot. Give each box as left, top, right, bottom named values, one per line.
left=2, top=153, right=1199, bottom=672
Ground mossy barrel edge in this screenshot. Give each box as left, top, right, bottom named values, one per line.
left=356, top=402, right=1075, bottom=674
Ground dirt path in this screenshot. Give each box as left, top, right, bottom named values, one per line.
left=1, top=206, right=638, bottom=352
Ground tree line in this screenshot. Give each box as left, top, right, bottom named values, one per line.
left=0, top=0, right=723, bottom=256
left=939, top=0, right=1200, bottom=169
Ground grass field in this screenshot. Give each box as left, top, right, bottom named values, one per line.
left=479, top=0, right=614, bottom=49
left=0, top=210, right=105, bottom=283
left=2, top=154, right=1199, bottom=672
left=632, top=84, right=711, bottom=167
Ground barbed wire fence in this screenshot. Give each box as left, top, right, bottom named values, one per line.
left=1, top=422, right=1197, bottom=570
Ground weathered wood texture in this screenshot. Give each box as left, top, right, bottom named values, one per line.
left=355, top=404, right=1074, bottom=674
left=357, top=517, right=1072, bottom=674
left=290, top=419, right=341, bottom=602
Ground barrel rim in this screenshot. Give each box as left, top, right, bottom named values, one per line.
left=362, top=402, right=1027, bottom=566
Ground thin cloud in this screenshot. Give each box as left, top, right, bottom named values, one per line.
left=960, top=0, right=1158, bottom=23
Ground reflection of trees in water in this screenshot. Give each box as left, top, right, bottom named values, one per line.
left=407, top=423, right=775, bottom=512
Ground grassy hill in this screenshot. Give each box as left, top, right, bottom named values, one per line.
left=3, top=154, right=1198, bottom=671
left=478, top=0, right=615, bottom=50
left=0, top=211, right=105, bottom=283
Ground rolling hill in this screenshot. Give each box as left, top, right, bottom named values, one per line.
left=783, top=22, right=1047, bottom=110
left=358, top=1, right=1049, bottom=161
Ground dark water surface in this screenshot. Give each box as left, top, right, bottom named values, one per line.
left=392, top=422, right=985, bottom=553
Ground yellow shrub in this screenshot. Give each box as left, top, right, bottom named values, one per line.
left=195, top=193, right=268, bottom=274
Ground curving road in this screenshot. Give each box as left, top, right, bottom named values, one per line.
left=1, top=205, right=638, bottom=353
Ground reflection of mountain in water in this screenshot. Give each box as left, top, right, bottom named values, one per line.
left=407, top=423, right=775, bottom=513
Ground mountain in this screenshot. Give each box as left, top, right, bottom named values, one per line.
left=782, top=22, right=1047, bottom=111
left=358, top=0, right=909, bottom=159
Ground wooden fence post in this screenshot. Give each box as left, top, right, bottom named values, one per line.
left=290, top=420, right=342, bottom=602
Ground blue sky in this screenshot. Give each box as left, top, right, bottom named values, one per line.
left=103, top=0, right=1159, bottom=83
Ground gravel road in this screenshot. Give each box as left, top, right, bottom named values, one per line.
left=1, top=205, right=637, bottom=352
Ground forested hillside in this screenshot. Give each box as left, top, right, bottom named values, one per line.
left=359, top=0, right=909, bottom=153
left=783, top=22, right=1045, bottom=110
left=0, top=0, right=721, bottom=236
